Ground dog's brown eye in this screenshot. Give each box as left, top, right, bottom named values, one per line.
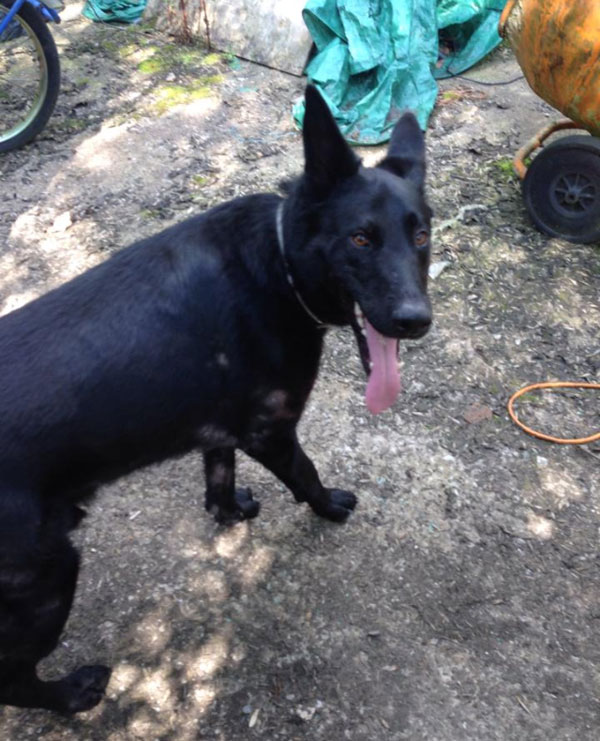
left=351, top=233, right=370, bottom=248
left=415, top=229, right=429, bottom=247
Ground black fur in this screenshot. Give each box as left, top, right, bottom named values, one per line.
left=0, top=86, right=431, bottom=712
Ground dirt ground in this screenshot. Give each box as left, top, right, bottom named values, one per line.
left=1, top=5, right=600, bottom=740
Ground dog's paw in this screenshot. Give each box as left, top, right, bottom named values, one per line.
left=310, top=488, right=357, bottom=523
left=58, top=665, right=111, bottom=714
left=215, top=488, right=260, bottom=525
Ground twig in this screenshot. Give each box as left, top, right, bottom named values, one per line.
left=200, top=0, right=211, bottom=49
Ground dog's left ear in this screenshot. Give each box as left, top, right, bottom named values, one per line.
left=379, top=111, right=425, bottom=188
left=303, top=85, right=360, bottom=195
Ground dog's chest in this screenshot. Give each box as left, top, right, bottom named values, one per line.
left=195, top=387, right=305, bottom=453
left=243, top=388, right=304, bottom=449
left=195, top=319, right=323, bottom=451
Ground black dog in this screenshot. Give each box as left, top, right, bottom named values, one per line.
left=0, top=86, right=432, bottom=713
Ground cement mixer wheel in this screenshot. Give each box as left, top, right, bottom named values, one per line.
left=522, top=135, right=600, bottom=244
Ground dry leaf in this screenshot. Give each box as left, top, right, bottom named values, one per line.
left=463, top=403, right=493, bottom=424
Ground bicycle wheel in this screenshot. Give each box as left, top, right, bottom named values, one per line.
left=0, top=0, right=60, bottom=153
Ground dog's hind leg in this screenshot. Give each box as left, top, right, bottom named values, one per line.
left=244, top=430, right=357, bottom=522
left=0, top=661, right=111, bottom=713
left=0, top=495, right=110, bottom=712
left=203, top=448, right=260, bottom=525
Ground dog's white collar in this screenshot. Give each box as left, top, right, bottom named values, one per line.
left=276, top=202, right=329, bottom=329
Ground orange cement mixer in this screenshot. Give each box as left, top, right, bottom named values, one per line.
left=500, top=0, right=600, bottom=243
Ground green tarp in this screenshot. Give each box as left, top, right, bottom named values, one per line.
left=294, top=0, right=505, bottom=144
left=83, top=0, right=146, bottom=24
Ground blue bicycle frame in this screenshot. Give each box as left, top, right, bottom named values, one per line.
left=0, top=0, right=60, bottom=34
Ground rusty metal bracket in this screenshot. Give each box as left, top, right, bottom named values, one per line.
left=498, top=0, right=518, bottom=37
left=513, top=119, right=580, bottom=179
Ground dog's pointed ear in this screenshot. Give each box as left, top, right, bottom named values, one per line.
left=379, top=111, right=426, bottom=187
left=303, top=85, right=359, bottom=194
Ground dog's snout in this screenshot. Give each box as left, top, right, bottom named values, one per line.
left=392, top=301, right=432, bottom=338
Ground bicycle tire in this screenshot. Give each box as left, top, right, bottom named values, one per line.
left=0, top=0, right=60, bottom=153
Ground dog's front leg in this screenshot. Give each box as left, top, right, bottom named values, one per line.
left=245, top=430, right=357, bottom=522
left=203, top=447, right=260, bottom=525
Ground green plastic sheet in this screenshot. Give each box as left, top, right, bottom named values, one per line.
left=294, top=0, right=505, bottom=144
left=83, top=0, right=146, bottom=24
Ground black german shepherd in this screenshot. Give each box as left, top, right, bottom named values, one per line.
left=0, top=86, right=431, bottom=713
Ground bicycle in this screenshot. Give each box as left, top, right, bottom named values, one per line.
left=0, top=0, right=61, bottom=153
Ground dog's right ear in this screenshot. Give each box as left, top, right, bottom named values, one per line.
left=303, top=85, right=360, bottom=195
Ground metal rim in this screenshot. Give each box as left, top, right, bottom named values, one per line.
left=0, top=8, right=49, bottom=144
left=522, top=137, right=600, bottom=243
left=549, top=171, right=598, bottom=217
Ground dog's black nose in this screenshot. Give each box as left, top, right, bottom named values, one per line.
left=392, top=301, right=432, bottom=337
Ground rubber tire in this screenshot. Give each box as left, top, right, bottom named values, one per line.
left=522, top=135, right=600, bottom=245
left=0, top=0, right=60, bottom=153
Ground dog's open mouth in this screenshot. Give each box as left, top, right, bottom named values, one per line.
left=351, top=304, right=401, bottom=415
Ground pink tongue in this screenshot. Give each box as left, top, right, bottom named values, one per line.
left=364, top=319, right=401, bottom=414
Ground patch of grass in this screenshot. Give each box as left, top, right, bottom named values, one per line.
left=109, top=109, right=144, bottom=127
left=151, top=75, right=222, bottom=114
left=138, top=56, right=167, bottom=74
left=141, top=208, right=161, bottom=219
left=55, top=117, right=89, bottom=133
left=517, top=392, right=544, bottom=406
left=178, top=47, right=212, bottom=65
left=99, top=39, right=120, bottom=55
left=202, top=52, right=223, bottom=66
left=442, top=91, right=460, bottom=102
left=118, top=42, right=140, bottom=59
left=192, top=175, right=208, bottom=187
left=136, top=43, right=216, bottom=76
left=488, top=380, right=502, bottom=396
left=492, top=157, right=516, bottom=181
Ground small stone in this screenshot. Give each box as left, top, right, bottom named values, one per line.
left=296, top=705, right=316, bottom=722
left=429, top=261, right=451, bottom=280
left=50, top=211, right=72, bottom=232
left=249, top=709, right=260, bottom=728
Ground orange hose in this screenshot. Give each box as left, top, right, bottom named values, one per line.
left=508, top=382, right=600, bottom=445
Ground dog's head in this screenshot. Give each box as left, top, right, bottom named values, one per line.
left=298, top=85, right=432, bottom=413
